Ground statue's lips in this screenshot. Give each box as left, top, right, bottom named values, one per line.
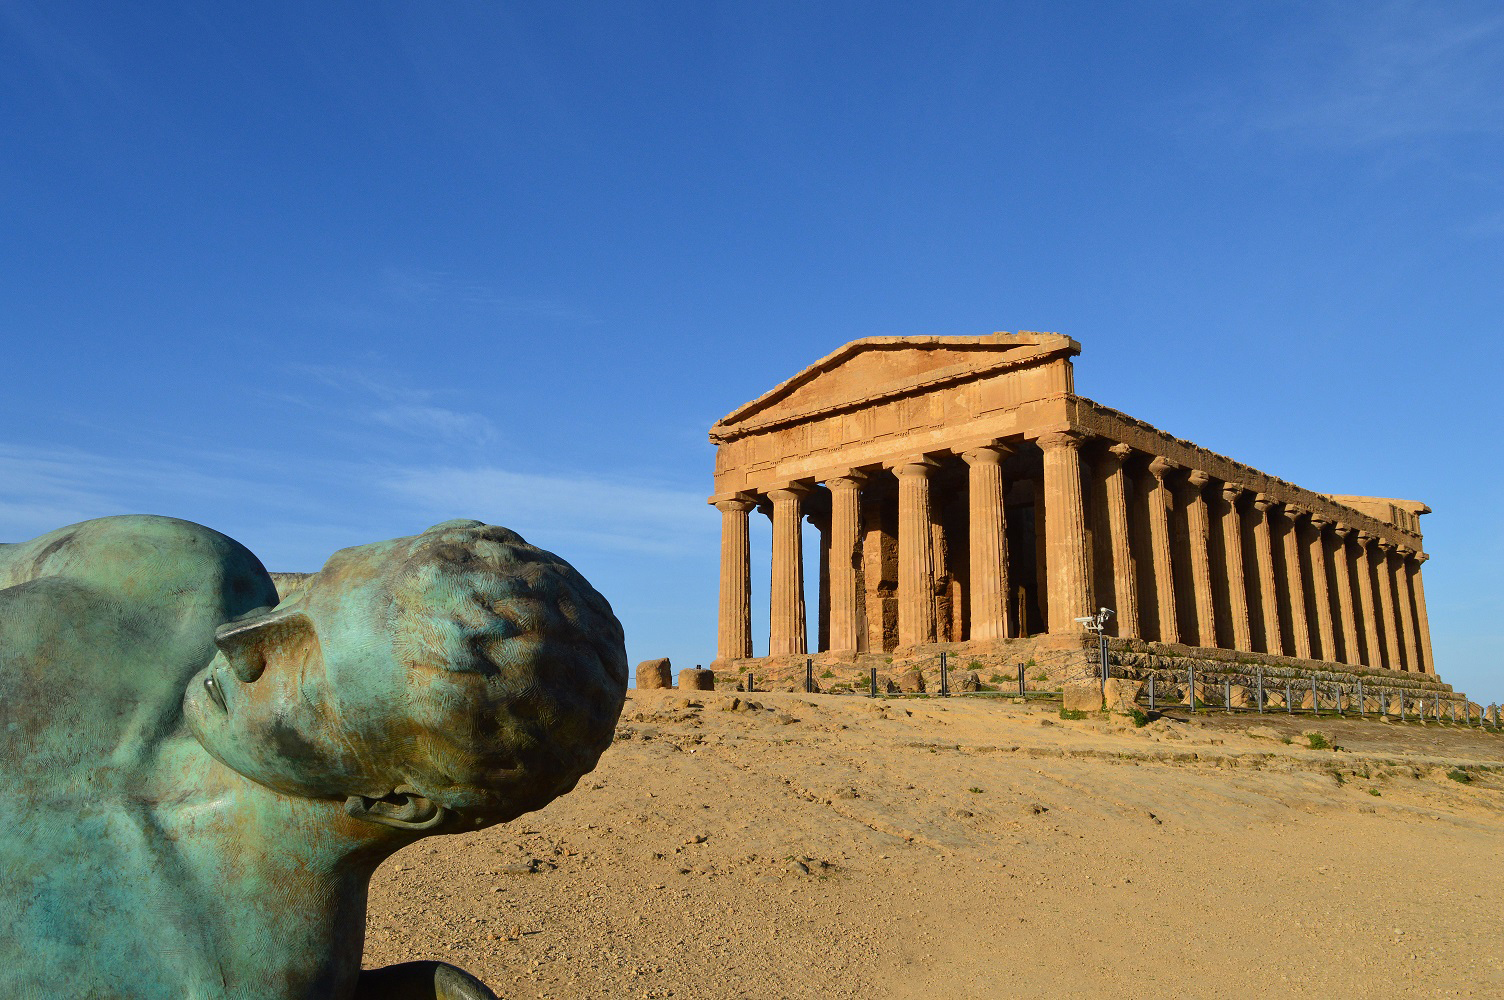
left=204, top=672, right=229, bottom=713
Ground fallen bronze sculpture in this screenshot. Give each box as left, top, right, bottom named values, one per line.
left=0, top=515, right=628, bottom=999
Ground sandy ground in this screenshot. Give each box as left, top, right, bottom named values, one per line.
left=364, top=691, right=1504, bottom=999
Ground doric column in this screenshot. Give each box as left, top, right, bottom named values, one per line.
left=1306, top=516, right=1337, bottom=663
left=1251, top=494, right=1283, bottom=655
left=1147, top=457, right=1180, bottom=644
left=1031, top=477, right=1048, bottom=627
left=1182, top=470, right=1217, bottom=648
left=713, top=495, right=756, bottom=662
left=1038, top=430, right=1093, bottom=634
left=1375, top=541, right=1403, bottom=670
left=768, top=483, right=812, bottom=656
left=895, top=458, right=939, bottom=647
left=1395, top=546, right=1421, bottom=674
left=825, top=473, right=866, bottom=653
left=1331, top=523, right=1362, bottom=666
left=1353, top=531, right=1381, bottom=668
left=809, top=509, right=831, bottom=652
left=1279, top=504, right=1312, bottom=659
left=1102, top=443, right=1139, bottom=639
left=1219, top=482, right=1252, bottom=652
left=962, top=444, right=1013, bottom=641
left=1412, top=552, right=1436, bottom=674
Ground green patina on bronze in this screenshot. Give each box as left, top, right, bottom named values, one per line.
left=0, top=515, right=628, bottom=999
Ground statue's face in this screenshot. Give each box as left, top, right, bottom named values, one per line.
left=182, top=606, right=398, bottom=801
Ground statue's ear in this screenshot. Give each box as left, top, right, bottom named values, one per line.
left=345, top=791, right=450, bottom=832
left=214, top=608, right=317, bottom=683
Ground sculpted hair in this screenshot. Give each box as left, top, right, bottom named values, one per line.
left=377, top=520, right=628, bottom=826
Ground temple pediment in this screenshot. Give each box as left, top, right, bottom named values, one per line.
left=711, top=332, right=1078, bottom=441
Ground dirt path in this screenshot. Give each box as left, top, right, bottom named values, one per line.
left=364, top=691, right=1504, bottom=999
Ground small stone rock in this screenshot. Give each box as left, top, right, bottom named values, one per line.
left=636, top=658, right=673, bottom=690
left=679, top=668, right=715, bottom=691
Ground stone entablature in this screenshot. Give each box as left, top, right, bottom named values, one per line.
left=708, top=333, right=1441, bottom=687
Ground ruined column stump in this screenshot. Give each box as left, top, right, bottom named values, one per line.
left=679, top=667, right=715, bottom=691
left=636, top=658, right=673, bottom=690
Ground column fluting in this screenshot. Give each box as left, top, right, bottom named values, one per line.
left=1306, top=516, right=1337, bottom=663
left=1331, top=523, right=1362, bottom=666
left=1251, top=494, right=1283, bottom=656
left=1039, top=430, right=1093, bottom=634
left=1183, top=470, right=1217, bottom=648
left=1395, top=546, right=1421, bottom=673
left=1279, top=504, right=1312, bottom=659
left=1375, top=541, right=1403, bottom=670
left=826, top=474, right=866, bottom=653
left=714, top=495, right=756, bottom=662
left=1412, top=553, right=1436, bottom=674
left=962, top=445, right=1013, bottom=641
left=1103, top=443, right=1139, bottom=639
left=1147, top=457, right=1180, bottom=644
left=895, top=459, right=938, bottom=647
left=1219, top=482, right=1252, bottom=652
left=1353, top=531, right=1381, bottom=668
left=768, top=484, right=812, bottom=656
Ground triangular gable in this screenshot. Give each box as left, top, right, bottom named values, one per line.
left=711, top=332, right=1077, bottom=441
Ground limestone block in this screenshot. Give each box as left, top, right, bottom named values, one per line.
left=1103, top=678, right=1142, bottom=714
left=679, top=668, right=715, bottom=691
left=1227, top=685, right=1252, bottom=709
left=897, top=669, right=926, bottom=694
left=1062, top=682, right=1103, bottom=713
left=1300, top=689, right=1316, bottom=710
left=959, top=670, right=982, bottom=693
left=636, top=658, right=672, bottom=690
left=1265, top=690, right=1286, bottom=709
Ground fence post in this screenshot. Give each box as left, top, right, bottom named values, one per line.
left=869, top=667, right=877, bottom=698
left=1311, top=675, right=1319, bottom=716
left=1285, top=681, right=1293, bottom=714
left=806, top=657, right=813, bottom=694
left=939, top=651, right=950, bottom=697
left=1188, top=664, right=1196, bottom=714
left=748, top=672, right=754, bottom=693
left=1357, top=677, right=1365, bottom=717
left=1400, top=693, right=1406, bottom=722
left=1225, top=679, right=1233, bottom=714
left=1149, top=674, right=1157, bottom=712
left=1257, top=669, right=1264, bottom=714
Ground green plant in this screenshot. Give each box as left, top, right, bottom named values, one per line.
left=967, top=787, right=984, bottom=794
left=1307, top=732, right=1330, bottom=750
left=988, top=673, right=1006, bottom=683
left=1368, top=788, right=1381, bottom=796
left=968, top=660, right=983, bottom=671
left=1128, top=707, right=1149, bottom=728
left=1332, top=771, right=1345, bottom=786
left=1059, top=708, right=1087, bottom=721
left=1281, top=736, right=1293, bottom=745
left=1448, top=769, right=1473, bottom=783
left=820, top=669, right=836, bottom=679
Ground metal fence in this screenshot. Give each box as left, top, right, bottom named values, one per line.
left=821, top=653, right=1504, bottom=730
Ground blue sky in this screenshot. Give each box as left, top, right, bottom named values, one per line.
left=3, top=2, right=1501, bottom=700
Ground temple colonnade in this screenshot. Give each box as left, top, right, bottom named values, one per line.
left=713, top=432, right=1435, bottom=675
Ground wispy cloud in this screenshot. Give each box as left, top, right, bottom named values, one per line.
left=380, top=267, right=599, bottom=326
left=379, top=465, right=715, bottom=556
left=0, top=441, right=712, bottom=564
left=0, top=442, right=299, bottom=540
left=284, top=363, right=499, bottom=447
left=1251, top=2, right=1504, bottom=147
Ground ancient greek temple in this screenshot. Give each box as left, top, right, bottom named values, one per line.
left=708, top=333, right=1439, bottom=683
